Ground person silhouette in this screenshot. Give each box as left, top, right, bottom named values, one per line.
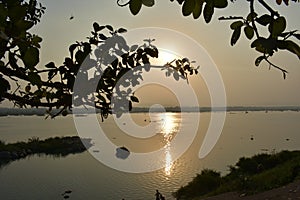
left=155, top=190, right=161, bottom=200
left=160, top=193, right=165, bottom=200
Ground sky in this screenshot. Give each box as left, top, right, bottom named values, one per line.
left=18, top=0, right=300, bottom=107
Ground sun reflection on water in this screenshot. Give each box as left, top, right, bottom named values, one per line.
left=160, top=113, right=178, bottom=177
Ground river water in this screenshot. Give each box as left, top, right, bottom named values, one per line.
left=0, top=111, right=300, bottom=199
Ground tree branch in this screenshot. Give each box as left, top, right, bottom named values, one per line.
left=2, top=93, right=63, bottom=108
left=263, top=56, right=288, bottom=79
left=0, top=65, right=67, bottom=89
left=218, top=16, right=244, bottom=21
left=257, top=0, right=280, bottom=17
left=249, top=0, right=260, bottom=38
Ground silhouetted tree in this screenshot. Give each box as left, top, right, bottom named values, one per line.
left=0, top=0, right=198, bottom=118
left=118, top=0, right=300, bottom=78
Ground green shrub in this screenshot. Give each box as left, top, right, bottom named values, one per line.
left=173, top=169, right=221, bottom=199
left=174, top=151, right=300, bottom=199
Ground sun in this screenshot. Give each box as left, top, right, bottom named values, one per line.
left=156, top=49, right=179, bottom=65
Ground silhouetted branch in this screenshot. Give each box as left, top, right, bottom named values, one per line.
left=50, top=106, right=68, bottom=118
left=218, top=16, right=244, bottom=21
left=0, top=65, right=68, bottom=90
left=263, top=56, right=288, bottom=79
left=2, top=93, right=62, bottom=107
left=258, top=0, right=280, bottom=17
left=249, top=0, right=260, bottom=38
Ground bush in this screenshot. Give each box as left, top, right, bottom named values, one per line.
left=174, top=151, right=300, bottom=199
left=173, top=169, right=221, bottom=199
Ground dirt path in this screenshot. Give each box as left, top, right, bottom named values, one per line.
left=201, top=180, right=300, bottom=200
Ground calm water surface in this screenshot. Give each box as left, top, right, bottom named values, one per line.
left=0, top=111, right=300, bottom=200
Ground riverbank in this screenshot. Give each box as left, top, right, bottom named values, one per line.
left=199, top=179, right=300, bottom=200
left=174, top=150, right=300, bottom=200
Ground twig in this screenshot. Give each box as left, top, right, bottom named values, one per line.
left=249, top=0, right=260, bottom=38
left=257, top=0, right=280, bottom=17
left=263, top=56, right=288, bottom=79
left=51, top=106, right=68, bottom=118
left=218, top=16, right=244, bottom=21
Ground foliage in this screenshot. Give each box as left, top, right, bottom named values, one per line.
left=0, top=0, right=44, bottom=96
left=173, top=150, right=300, bottom=199
left=0, top=136, right=91, bottom=156
left=0, top=136, right=93, bottom=169
left=119, top=0, right=300, bottom=78
left=0, top=0, right=198, bottom=118
left=173, top=169, right=221, bottom=199
left=71, top=23, right=198, bottom=121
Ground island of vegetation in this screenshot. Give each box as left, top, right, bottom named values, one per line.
left=0, top=136, right=92, bottom=168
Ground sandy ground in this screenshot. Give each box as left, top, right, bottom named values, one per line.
left=201, top=180, right=300, bottom=200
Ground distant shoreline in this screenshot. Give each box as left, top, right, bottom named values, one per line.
left=0, top=106, right=299, bottom=116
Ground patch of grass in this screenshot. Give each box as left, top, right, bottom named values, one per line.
left=173, top=150, right=300, bottom=200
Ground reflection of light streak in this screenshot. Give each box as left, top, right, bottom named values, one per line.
left=162, top=114, right=176, bottom=137
left=164, top=144, right=172, bottom=176
left=161, top=114, right=177, bottom=177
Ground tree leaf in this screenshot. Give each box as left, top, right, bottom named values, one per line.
left=0, top=75, right=10, bottom=100
left=93, top=22, right=100, bottom=32
left=244, top=26, right=254, bottom=40
left=231, top=27, right=241, bottom=46
left=129, top=0, right=142, bottom=15
left=255, top=56, right=264, bottom=66
left=28, top=72, right=42, bottom=87
left=251, top=37, right=269, bottom=53
left=173, top=71, right=180, bottom=81
left=8, top=5, right=27, bottom=22
left=9, top=52, right=18, bottom=69
left=203, top=1, right=214, bottom=23
left=292, top=34, right=300, bottom=40
left=285, top=40, right=300, bottom=59
left=230, top=21, right=243, bottom=30
left=182, top=0, right=195, bottom=16
left=23, top=47, right=39, bottom=69
left=69, top=44, right=78, bottom=58
left=99, top=33, right=108, bottom=40
left=247, top=12, right=257, bottom=22
left=251, top=38, right=264, bottom=48
left=213, top=0, right=228, bottom=9
left=45, top=62, right=56, bottom=69
left=130, top=44, right=139, bottom=52
left=106, top=25, right=114, bottom=31
left=193, top=0, right=204, bottom=19
left=269, top=16, right=286, bottom=37
left=142, top=0, right=155, bottom=7
left=31, top=35, right=43, bottom=48
left=118, top=28, right=127, bottom=33
left=256, top=14, right=273, bottom=26
left=130, top=96, right=139, bottom=102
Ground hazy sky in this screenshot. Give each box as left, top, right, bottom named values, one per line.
left=26, top=0, right=300, bottom=107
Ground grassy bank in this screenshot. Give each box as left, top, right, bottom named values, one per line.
left=173, top=150, right=300, bottom=199
left=0, top=136, right=92, bottom=167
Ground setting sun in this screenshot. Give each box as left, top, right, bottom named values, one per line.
left=157, top=49, right=179, bottom=65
